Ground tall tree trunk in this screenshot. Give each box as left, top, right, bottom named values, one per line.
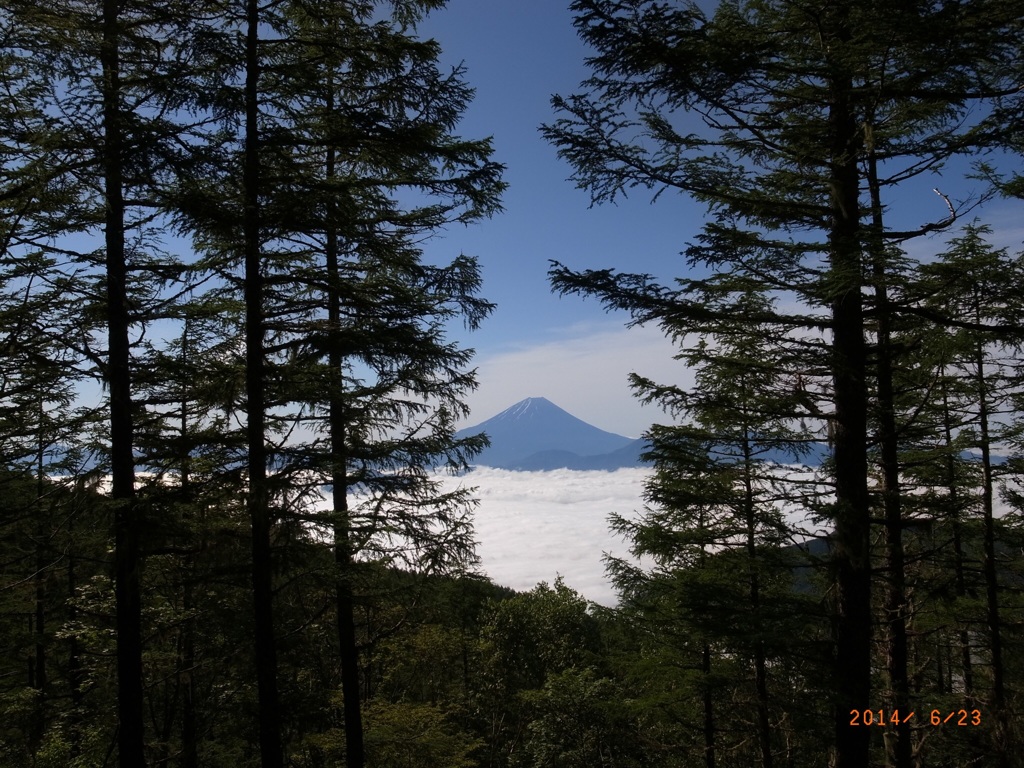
left=939, top=375, right=975, bottom=704
left=31, top=398, right=47, bottom=756
left=866, top=148, right=912, bottom=768
left=101, top=1, right=146, bottom=762
left=938, top=372, right=987, bottom=767
left=331, top=431, right=365, bottom=768
left=243, top=1, right=284, bottom=764
left=826, top=10, right=871, bottom=763
left=695, top=505, right=715, bottom=768
left=67, top=556, right=84, bottom=759
left=973, top=339, right=1008, bottom=767
left=179, top=328, right=198, bottom=768
left=180, top=558, right=198, bottom=768
left=702, top=641, right=716, bottom=768
left=325, top=121, right=366, bottom=768
left=67, top=484, right=84, bottom=759
left=742, top=425, right=773, bottom=768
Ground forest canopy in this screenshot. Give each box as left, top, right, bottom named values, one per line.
left=2, top=1, right=1023, bottom=767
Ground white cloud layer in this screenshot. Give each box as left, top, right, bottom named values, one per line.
left=436, top=466, right=651, bottom=606
left=429, top=465, right=831, bottom=606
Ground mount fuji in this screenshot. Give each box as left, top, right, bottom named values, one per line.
left=455, top=397, right=650, bottom=471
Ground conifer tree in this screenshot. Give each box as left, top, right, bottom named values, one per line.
left=544, top=2, right=1023, bottom=764
left=915, top=225, right=1024, bottom=763
left=272, top=5, right=502, bottom=764
left=0, top=76, right=104, bottom=755
left=174, top=2, right=503, bottom=762
left=0, top=2, right=227, bottom=761
left=603, top=287, right=826, bottom=768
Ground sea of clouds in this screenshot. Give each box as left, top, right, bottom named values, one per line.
left=434, top=466, right=652, bottom=606
left=445, top=464, right=1016, bottom=608
left=436, top=466, right=838, bottom=606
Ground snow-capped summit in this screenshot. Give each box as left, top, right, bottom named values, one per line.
left=488, top=396, right=553, bottom=422
left=455, top=397, right=646, bottom=470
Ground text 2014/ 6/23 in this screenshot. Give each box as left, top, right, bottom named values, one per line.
left=849, top=710, right=982, bottom=726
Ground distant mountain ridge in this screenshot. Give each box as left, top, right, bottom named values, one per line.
left=455, top=397, right=650, bottom=471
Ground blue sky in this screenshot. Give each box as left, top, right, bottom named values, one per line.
left=412, top=0, right=708, bottom=437
left=413, top=1, right=1024, bottom=438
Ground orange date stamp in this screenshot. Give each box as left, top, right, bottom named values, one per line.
left=849, top=709, right=982, bottom=726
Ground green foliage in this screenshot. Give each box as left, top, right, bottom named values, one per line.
left=515, top=667, right=643, bottom=768
left=2, top=0, right=1024, bottom=766
left=301, top=695, right=483, bottom=768
left=364, top=700, right=482, bottom=768
left=480, top=579, right=600, bottom=690
left=545, top=2, right=1024, bottom=766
